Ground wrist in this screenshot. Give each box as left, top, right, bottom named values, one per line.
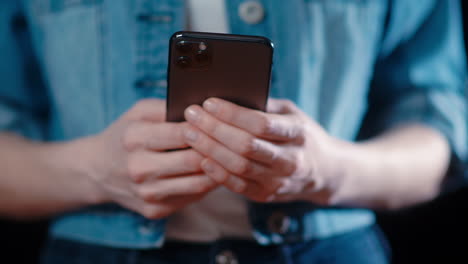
left=49, top=137, right=108, bottom=206
left=297, top=131, right=349, bottom=205
left=325, top=138, right=388, bottom=208
left=303, top=135, right=367, bottom=206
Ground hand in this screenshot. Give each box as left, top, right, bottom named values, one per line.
left=182, top=98, right=340, bottom=204
left=85, top=99, right=218, bottom=219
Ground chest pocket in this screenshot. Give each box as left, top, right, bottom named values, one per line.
left=27, top=0, right=107, bottom=137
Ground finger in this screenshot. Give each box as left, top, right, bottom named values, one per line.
left=266, top=98, right=299, bottom=115
left=184, top=126, right=275, bottom=183
left=123, top=99, right=166, bottom=122
left=117, top=188, right=210, bottom=220
left=127, top=149, right=203, bottom=183
left=137, top=193, right=207, bottom=219
left=200, top=159, right=247, bottom=191
left=123, top=122, right=189, bottom=151
left=200, top=159, right=283, bottom=203
left=202, top=98, right=305, bottom=142
left=185, top=105, right=286, bottom=165
left=200, top=158, right=285, bottom=195
left=136, top=175, right=217, bottom=203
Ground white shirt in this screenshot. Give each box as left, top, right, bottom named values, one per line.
left=165, top=0, right=253, bottom=242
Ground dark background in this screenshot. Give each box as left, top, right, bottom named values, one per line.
left=1, top=4, right=468, bottom=264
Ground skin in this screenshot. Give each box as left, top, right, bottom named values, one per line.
left=0, top=99, right=217, bottom=220
left=0, top=97, right=450, bottom=219
left=183, top=97, right=450, bottom=209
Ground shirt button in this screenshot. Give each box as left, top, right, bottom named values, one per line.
left=215, top=250, right=239, bottom=264
left=267, top=211, right=291, bottom=234
left=238, top=1, right=265, bottom=24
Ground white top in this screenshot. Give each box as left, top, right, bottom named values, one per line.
left=165, top=0, right=253, bottom=242
left=185, top=0, right=230, bottom=33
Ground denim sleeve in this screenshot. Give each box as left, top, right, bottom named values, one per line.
left=361, top=0, right=467, bottom=187
left=0, top=1, right=49, bottom=140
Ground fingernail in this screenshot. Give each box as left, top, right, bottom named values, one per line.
left=184, top=129, right=199, bottom=142
left=185, top=107, right=200, bottom=122
left=201, top=160, right=214, bottom=173
left=203, top=99, right=218, bottom=113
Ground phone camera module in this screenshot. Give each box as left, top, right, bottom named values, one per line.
left=176, top=56, right=191, bottom=68
left=176, top=41, right=192, bottom=53
left=198, top=42, right=207, bottom=51
left=195, top=50, right=210, bottom=64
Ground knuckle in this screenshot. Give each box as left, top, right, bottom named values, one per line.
left=184, top=150, right=203, bottom=170
left=136, top=188, right=155, bottom=202
left=177, top=123, right=190, bottom=141
left=281, top=99, right=295, bottom=110
left=284, top=153, right=301, bottom=176
left=193, top=181, right=211, bottom=194
left=239, top=137, right=258, bottom=156
left=233, top=159, right=252, bottom=176
left=295, top=125, right=306, bottom=142
left=201, top=136, right=216, bottom=154
left=215, top=101, right=230, bottom=119
left=213, top=170, right=230, bottom=184
left=142, top=206, right=170, bottom=220
left=203, top=118, right=218, bottom=135
left=121, top=124, right=140, bottom=152
left=152, top=192, right=168, bottom=202
left=256, top=114, right=273, bottom=136
left=126, top=155, right=148, bottom=182
left=289, top=118, right=306, bottom=141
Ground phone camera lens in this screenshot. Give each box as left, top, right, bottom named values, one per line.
left=176, top=41, right=192, bottom=53
left=176, top=56, right=191, bottom=68
left=195, top=50, right=210, bottom=63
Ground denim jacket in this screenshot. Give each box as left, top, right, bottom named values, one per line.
left=0, top=0, right=466, bottom=248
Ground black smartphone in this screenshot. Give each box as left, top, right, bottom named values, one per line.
left=166, top=31, right=274, bottom=122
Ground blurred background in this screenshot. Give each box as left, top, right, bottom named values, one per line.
left=1, top=4, right=468, bottom=264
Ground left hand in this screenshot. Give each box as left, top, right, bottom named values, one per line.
left=182, top=98, right=341, bottom=204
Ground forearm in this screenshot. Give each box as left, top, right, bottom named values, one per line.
left=0, top=133, right=102, bottom=220
left=330, top=124, right=450, bottom=210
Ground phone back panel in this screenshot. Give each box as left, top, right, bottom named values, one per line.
left=166, top=31, right=273, bottom=122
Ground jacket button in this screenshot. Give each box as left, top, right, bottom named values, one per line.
left=215, top=250, right=239, bottom=264
left=238, top=1, right=265, bottom=24
left=267, top=211, right=291, bottom=234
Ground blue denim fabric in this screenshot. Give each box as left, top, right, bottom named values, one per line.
left=0, top=0, right=466, bottom=249
left=40, top=225, right=391, bottom=264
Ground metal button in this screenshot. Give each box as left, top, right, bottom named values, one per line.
left=238, top=1, right=265, bottom=24
left=267, top=211, right=291, bottom=234
left=215, top=250, right=238, bottom=264
left=215, top=250, right=239, bottom=264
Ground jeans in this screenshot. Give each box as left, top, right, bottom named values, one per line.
left=41, top=225, right=390, bottom=264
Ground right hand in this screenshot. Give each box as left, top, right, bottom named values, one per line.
left=84, top=99, right=218, bottom=219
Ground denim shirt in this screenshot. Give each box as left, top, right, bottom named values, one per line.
left=0, top=0, right=466, bottom=248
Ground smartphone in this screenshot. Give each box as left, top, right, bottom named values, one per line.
left=166, top=31, right=274, bottom=122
